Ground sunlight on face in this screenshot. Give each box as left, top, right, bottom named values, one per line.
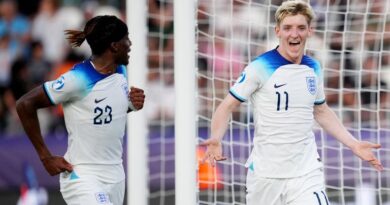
left=275, top=14, right=312, bottom=64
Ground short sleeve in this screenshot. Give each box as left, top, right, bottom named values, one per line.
left=43, top=71, right=84, bottom=105
left=314, top=65, right=326, bottom=105
left=229, top=62, right=262, bottom=102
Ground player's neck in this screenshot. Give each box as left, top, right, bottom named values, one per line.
left=276, top=46, right=303, bottom=64
left=90, top=56, right=117, bottom=75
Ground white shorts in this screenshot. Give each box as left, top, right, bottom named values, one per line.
left=60, top=171, right=125, bottom=205
left=246, top=168, right=330, bottom=205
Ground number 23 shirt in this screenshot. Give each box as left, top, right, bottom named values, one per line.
left=43, top=60, right=130, bottom=182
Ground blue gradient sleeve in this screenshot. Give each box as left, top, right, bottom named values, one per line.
left=43, top=71, right=86, bottom=104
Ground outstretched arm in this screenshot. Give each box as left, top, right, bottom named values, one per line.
left=201, top=94, right=241, bottom=166
left=314, top=103, right=383, bottom=171
left=16, top=86, right=73, bottom=176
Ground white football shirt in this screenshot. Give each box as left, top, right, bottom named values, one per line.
left=44, top=60, right=129, bottom=182
left=230, top=48, right=325, bottom=178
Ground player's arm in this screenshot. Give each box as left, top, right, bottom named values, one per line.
left=16, top=85, right=73, bottom=176
left=201, top=61, right=260, bottom=165
left=201, top=94, right=241, bottom=166
left=314, top=103, right=383, bottom=171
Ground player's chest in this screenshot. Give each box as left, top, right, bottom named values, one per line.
left=262, top=69, right=318, bottom=105
left=82, top=77, right=129, bottom=113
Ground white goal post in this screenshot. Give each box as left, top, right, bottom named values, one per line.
left=174, top=0, right=197, bottom=205
left=127, top=0, right=148, bottom=205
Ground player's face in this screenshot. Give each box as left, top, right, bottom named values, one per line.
left=275, top=14, right=312, bottom=64
left=115, top=35, right=132, bottom=65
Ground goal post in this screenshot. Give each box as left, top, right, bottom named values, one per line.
left=174, top=0, right=197, bottom=205
left=127, top=0, right=148, bottom=205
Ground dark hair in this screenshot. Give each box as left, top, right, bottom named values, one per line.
left=30, top=40, right=43, bottom=50
left=65, top=15, right=128, bottom=55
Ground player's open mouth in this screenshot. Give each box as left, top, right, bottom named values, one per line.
left=289, top=42, right=300, bottom=46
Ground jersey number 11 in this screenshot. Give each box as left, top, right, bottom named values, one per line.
left=275, top=91, right=289, bottom=111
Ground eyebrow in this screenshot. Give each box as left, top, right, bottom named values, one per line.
left=282, top=24, right=307, bottom=28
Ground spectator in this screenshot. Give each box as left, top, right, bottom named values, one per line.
left=0, top=33, right=18, bottom=87
left=3, top=58, right=30, bottom=136
left=32, top=0, right=64, bottom=64
left=27, top=41, right=52, bottom=87
left=0, top=0, right=30, bottom=58
left=0, top=0, right=30, bottom=87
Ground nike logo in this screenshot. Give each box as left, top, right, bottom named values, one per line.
left=274, top=83, right=286, bottom=88
left=94, top=97, right=107, bottom=103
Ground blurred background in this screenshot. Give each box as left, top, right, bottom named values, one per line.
left=0, top=0, right=389, bottom=204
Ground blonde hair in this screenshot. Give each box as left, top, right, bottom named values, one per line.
left=275, top=0, right=315, bottom=26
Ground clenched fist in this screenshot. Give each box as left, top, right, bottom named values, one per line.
left=128, top=86, right=145, bottom=111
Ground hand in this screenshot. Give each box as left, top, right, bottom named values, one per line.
left=41, top=156, right=73, bottom=176
left=129, top=86, right=145, bottom=110
left=200, top=138, right=227, bottom=166
left=352, top=141, right=383, bottom=171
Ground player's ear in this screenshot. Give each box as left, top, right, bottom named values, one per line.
left=307, top=25, right=313, bottom=37
left=110, top=42, right=119, bottom=53
left=275, top=25, right=281, bottom=38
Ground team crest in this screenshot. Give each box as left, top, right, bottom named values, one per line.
left=95, top=192, right=110, bottom=204
left=52, top=76, right=65, bottom=90
left=306, top=76, right=316, bottom=95
left=236, top=71, right=246, bottom=84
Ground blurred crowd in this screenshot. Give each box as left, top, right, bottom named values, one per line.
left=0, top=0, right=389, bottom=137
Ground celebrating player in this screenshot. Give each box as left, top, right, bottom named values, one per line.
left=16, top=15, right=145, bottom=205
left=201, top=1, right=383, bottom=205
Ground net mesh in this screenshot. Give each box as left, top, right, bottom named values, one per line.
left=146, top=0, right=175, bottom=204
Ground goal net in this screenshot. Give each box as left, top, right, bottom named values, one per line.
left=196, top=0, right=390, bottom=205
left=144, top=0, right=175, bottom=204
